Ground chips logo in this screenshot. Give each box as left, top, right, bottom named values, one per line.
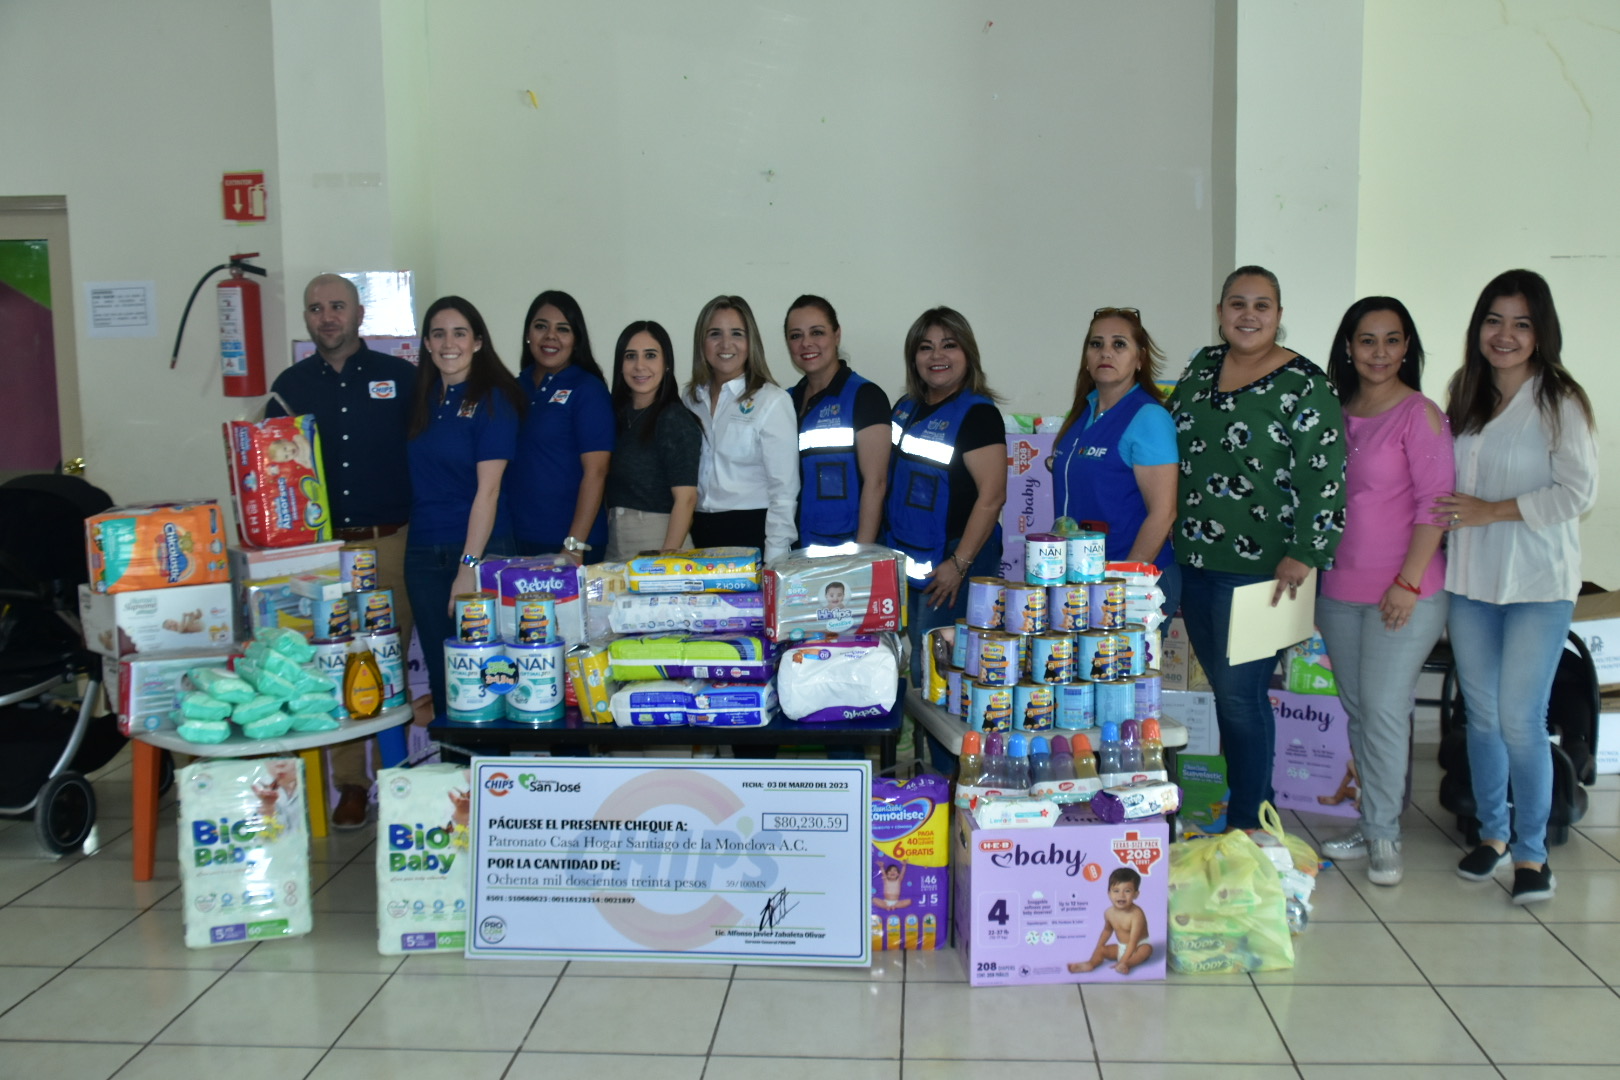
left=368, top=380, right=397, bottom=399
left=1110, top=829, right=1163, bottom=874
left=1007, top=437, right=1040, bottom=475
left=484, top=772, right=515, bottom=797
left=549, top=389, right=572, bottom=404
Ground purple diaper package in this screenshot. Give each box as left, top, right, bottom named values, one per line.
left=871, top=774, right=949, bottom=950
left=777, top=635, right=900, bottom=723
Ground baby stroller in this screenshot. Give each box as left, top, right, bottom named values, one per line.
left=1436, top=629, right=1599, bottom=848
left=0, top=474, right=133, bottom=854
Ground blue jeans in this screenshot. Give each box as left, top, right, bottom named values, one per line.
left=405, top=535, right=516, bottom=720
left=907, top=529, right=1003, bottom=774
left=1316, top=591, right=1449, bottom=841
left=1447, top=593, right=1573, bottom=865
left=1177, top=563, right=1285, bottom=830
left=1156, top=560, right=1183, bottom=619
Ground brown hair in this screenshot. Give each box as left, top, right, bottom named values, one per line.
left=901, top=306, right=1002, bottom=404
left=1056, top=308, right=1166, bottom=443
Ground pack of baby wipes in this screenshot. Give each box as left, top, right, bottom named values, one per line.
left=763, top=544, right=905, bottom=641
left=375, top=765, right=471, bottom=955
left=178, top=757, right=312, bottom=948
left=608, top=592, right=766, bottom=635
left=777, top=635, right=900, bottom=723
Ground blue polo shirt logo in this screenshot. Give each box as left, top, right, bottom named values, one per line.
left=368, top=380, right=397, bottom=399
left=549, top=389, right=572, bottom=404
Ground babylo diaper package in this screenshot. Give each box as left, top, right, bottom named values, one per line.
left=376, top=765, right=472, bottom=955
left=178, top=757, right=313, bottom=948
left=870, top=774, right=949, bottom=950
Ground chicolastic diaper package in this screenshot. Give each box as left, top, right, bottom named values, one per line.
left=871, top=774, right=949, bottom=950
left=376, top=765, right=471, bottom=955
left=178, top=756, right=313, bottom=948
left=763, top=544, right=905, bottom=641
left=777, top=636, right=900, bottom=723
left=86, top=500, right=230, bottom=594
left=224, top=416, right=333, bottom=548
left=626, top=547, right=760, bottom=593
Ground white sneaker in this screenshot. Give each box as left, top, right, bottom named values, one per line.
left=1321, top=828, right=1367, bottom=860
left=1367, top=837, right=1403, bottom=886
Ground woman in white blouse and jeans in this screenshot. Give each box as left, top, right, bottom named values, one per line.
left=1433, top=269, right=1597, bottom=906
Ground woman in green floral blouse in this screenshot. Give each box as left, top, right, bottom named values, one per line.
left=1167, top=265, right=1347, bottom=830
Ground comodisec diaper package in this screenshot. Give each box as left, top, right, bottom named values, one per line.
left=871, top=774, right=949, bottom=950
left=376, top=764, right=472, bottom=955
left=178, top=756, right=312, bottom=948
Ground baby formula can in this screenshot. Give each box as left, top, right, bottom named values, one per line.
left=945, top=666, right=965, bottom=716
left=1029, top=632, right=1075, bottom=685
left=1076, top=630, right=1121, bottom=682
left=309, top=636, right=352, bottom=686
left=1014, top=680, right=1056, bottom=732
left=342, top=545, right=378, bottom=592
left=443, top=641, right=510, bottom=723
left=364, top=627, right=406, bottom=708
left=1141, top=626, right=1162, bottom=672
left=355, top=588, right=396, bottom=633
left=516, top=598, right=556, bottom=644
left=1066, top=531, right=1107, bottom=584
left=1023, top=533, right=1068, bottom=587
left=507, top=639, right=566, bottom=723
left=951, top=618, right=971, bottom=669
left=1056, top=680, right=1096, bottom=730
left=1134, top=671, right=1162, bottom=721
left=1087, top=578, right=1127, bottom=631
left=962, top=625, right=983, bottom=678
left=965, top=577, right=1005, bottom=630
left=1119, top=623, right=1146, bottom=677
left=565, top=643, right=615, bottom=725
left=1048, top=584, right=1089, bottom=632
left=975, top=631, right=1020, bottom=687
left=455, top=592, right=497, bottom=644
left=1096, top=678, right=1135, bottom=728
left=1002, top=584, right=1048, bottom=635
left=968, top=680, right=1014, bottom=734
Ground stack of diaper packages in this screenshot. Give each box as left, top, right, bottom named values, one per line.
left=172, top=626, right=345, bottom=744
left=376, top=764, right=472, bottom=954
left=604, top=548, right=777, bottom=729
left=178, top=755, right=313, bottom=948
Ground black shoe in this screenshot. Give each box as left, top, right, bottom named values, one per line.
left=1456, top=844, right=1509, bottom=881
left=1510, top=864, right=1556, bottom=905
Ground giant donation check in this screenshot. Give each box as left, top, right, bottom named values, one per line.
left=467, top=758, right=872, bottom=965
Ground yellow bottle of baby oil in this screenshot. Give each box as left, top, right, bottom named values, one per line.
left=343, top=639, right=384, bottom=719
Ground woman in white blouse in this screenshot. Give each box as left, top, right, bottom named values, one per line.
left=1433, top=269, right=1597, bottom=906
left=684, top=296, right=801, bottom=563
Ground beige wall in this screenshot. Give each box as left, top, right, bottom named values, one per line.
left=1357, top=0, right=1620, bottom=586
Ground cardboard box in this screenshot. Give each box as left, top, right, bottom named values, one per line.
left=952, top=803, right=1168, bottom=986
left=1162, top=689, right=1218, bottom=756
left=114, top=648, right=235, bottom=736
left=1572, top=590, right=1620, bottom=691
left=1160, top=617, right=1209, bottom=693
left=999, top=433, right=1056, bottom=582
left=1268, top=689, right=1358, bottom=819
left=239, top=576, right=312, bottom=638
left=1596, top=702, right=1620, bottom=775
left=1284, top=631, right=1337, bottom=695
left=79, top=582, right=235, bottom=659
left=227, top=540, right=344, bottom=584
left=1177, top=754, right=1230, bottom=836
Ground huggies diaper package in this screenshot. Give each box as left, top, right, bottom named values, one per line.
left=607, top=633, right=774, bottom=682
left=178, top=757, right=313, bottom=948
left=608, top=592, right=766, bottom=635
left=626, top=547, right=761, bottom=593
left=777, top=636, right=900, bottom=723
left=764, top=545, right=905, bottom=641
left=376, top=765, right=472, bottom=955
left=871, top=774, right=949, bottom=950
left=478, top=556, right=586, bottom=646
left=86, top=500, right=230, bottom=593
left=224, top=416, right=333, bottom=548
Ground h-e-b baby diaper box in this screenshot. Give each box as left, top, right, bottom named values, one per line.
left=953, top=803, right=1167, bottom=986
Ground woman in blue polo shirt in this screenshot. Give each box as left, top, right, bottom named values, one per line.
left=504, top=290, right=614, bottom=564
left=1051, top=307, right=1181, bottom=615
left=405, top=296, right=524, bottom=720
left=784, top=295, right=891, bottom=549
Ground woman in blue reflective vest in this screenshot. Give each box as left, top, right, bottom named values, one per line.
left=1050, top=307, right=1181, bottom=615
left=784, top=295, right=891, bottom=550
left=883, top=307, right=1007, bottom=695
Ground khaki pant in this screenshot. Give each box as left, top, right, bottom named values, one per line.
left=605, top=506, right=689, bottom=563
left=329, top=525, right=412, bottom=788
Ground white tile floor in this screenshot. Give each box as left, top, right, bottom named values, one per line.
left=1, top=746, right=1618, bottom=1078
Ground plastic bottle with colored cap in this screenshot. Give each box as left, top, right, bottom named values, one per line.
left=1098, top=721, right=1125, bottom=786
left=1120, top=718, right=1144, bottom=777
left=1028, top=735, right=1055, bottom=787
left=1071, top=732, right=1103, bottom=800
left=1140, top=718, right=1170, bottom=782
left=1004, top=731, right=1031, bottom=794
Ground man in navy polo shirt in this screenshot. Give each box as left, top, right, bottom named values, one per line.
left=266, top=273, right=417, bottom=828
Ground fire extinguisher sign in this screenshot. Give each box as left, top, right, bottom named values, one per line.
left=222, top=172, right=267, bottom=222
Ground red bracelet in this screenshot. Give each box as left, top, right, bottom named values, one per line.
left=1393, top=575, right=1421, bottom=595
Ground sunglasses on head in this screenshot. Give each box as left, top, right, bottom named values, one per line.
left=1093, top=307, right=1141, bottom=319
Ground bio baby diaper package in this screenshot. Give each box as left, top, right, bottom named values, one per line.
left=224, top=416, right=333, bottom=548
left=86, top=500, right=230, bottom=594
left=763, top=544, right=904, bottom=641
left=870, top=774, right=949, bottom=950
left=777, top=636, right=900, bottom=723
left=375, top=765, right=471, bottom=955
left=178, top=756, right=313, bottom=948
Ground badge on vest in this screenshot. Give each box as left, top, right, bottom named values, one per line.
left=549, top=389, right=572, bottom=404
left=368, top=380, right=397, bottom=399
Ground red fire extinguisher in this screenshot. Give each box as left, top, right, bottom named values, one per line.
left=170, top=252, right=269, bottom=397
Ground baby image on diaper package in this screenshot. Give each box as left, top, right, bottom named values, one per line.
left=376, top=765, right=471, bottom=955
left=178, top=757, right=312, bottom=949
left=870, top=774, right=949, bottom=950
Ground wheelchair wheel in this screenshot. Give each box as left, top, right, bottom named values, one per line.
left=158, top=751, right=176, bottom=796
left=34, top=771, right=96, bottom=855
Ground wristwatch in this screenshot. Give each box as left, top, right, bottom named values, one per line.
left=563, top=536, right=591, bottom=554
left=460, top=554, right=480, bottom=568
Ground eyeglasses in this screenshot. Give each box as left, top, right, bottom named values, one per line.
left=1093, top=307, right=1141, bottom=319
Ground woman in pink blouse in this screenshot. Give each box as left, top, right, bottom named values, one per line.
left=1315, top=297, right=1453, bottom=887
